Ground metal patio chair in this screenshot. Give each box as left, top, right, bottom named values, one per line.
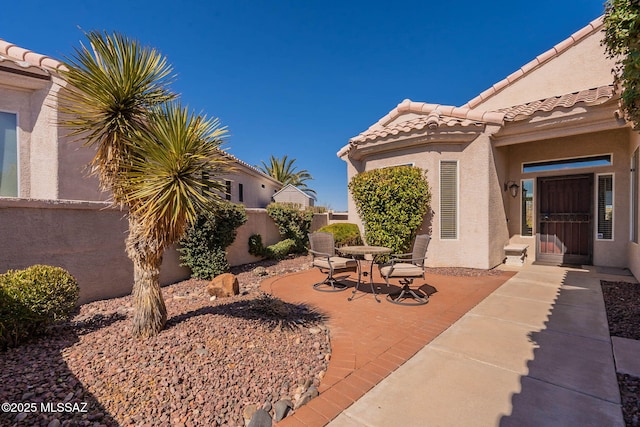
left=379, top=234, right=431, bottom=305
left=308, top=232, right=357, bottom=292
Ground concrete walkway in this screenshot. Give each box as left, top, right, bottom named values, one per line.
left=328, top=264, right=637, bottom=427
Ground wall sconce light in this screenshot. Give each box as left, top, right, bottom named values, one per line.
left=504, top=181, right=520, bottom=198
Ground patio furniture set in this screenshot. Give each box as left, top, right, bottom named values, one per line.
left=308, top=232, right=432, bottom=305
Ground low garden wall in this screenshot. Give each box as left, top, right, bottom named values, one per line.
left=0, top=199, right=331, bottom=304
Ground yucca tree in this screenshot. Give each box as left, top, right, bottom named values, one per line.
left=58, top=31, right=230, bottom=337
left=258, top=155, right=316, bottom=197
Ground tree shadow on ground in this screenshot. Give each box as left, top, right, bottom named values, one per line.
left=0, top=313, right=124, bottom=426
left=166, top=294, right=328, bottom=332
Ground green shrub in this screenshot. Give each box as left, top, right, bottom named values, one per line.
left=348, top=166, right=431, bottom=254
left=179, top=202, right=247, bottom=279
left=248, top=234, right=266, bottom=257
left=317, top=223, right=363, bottom=247
left=265, top=239, right=297, bottom=260
left=266, top=202, right=314, bottom=252
left=0, top=265, right=79, bottom=349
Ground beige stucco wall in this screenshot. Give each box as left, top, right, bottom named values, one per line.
left=473, top=30, right=616, bottom=111
left=344, top=131, right=503, bottom=269
left=503, top=129, right=631, bottom=267
left=222, top=168, right=280, bottom=208
left=1, top=73, right=108, bottom=202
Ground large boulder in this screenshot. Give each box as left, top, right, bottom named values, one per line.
left=207, top=273, right=239, bottom=298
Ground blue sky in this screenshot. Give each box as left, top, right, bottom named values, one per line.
left=2, top=1, right=606, bottom=211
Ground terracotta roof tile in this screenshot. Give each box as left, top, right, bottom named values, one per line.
left=497, top=85, right=615, bottom=121
left=464, top=16, right=604, bottom=109
left=0, top=38, right=64, bottom=72
left=350, top=109, right=486, bottom=144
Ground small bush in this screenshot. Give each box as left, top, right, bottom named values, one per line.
left=265, top=239, right=297, bottom=260
left=248, top=234, right=266, bottom=257
left=317, top=223, right=363, bottom=247
left=0, top=265, right=79, bottom=349
left=179, top=202, right=247, bottom=279
left=266, top=202, right=314, bottom=253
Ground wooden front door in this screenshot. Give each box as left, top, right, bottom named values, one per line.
left=537, top=174, right=593, bottom=265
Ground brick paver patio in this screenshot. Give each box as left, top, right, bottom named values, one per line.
left=260, top=266, right=515, bottom=426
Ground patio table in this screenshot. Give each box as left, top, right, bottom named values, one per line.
left=338, top=245, right=391, bottom=302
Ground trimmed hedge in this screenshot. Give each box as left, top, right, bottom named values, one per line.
left=0, top=265, right=79, bottom=349
left=348, top=166, right=431, bottom=255
left=317, top=223, right=363, bottom=247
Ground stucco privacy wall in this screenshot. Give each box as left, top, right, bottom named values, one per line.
left=503, top=129, right=631, bottom=267
left=0, top=199, right=133, bottom=304
left=0, top=200, right=329, bottom=304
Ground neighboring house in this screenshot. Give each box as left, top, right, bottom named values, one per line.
left=219, top=152, right=282, bottom=208
left=339, top=16, right=640, bottom=280
left=272, top=183, right=315, bottom=207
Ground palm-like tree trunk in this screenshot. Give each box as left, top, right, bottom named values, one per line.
left=126, top=217, right=167, bottom=338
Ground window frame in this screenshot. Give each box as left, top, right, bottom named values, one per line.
left=522, top=154, right=613, bottom=174
left=596, top=173, right=614, bottom=241
left=520, top=178, right=535, bottom=237
left=0, top=110, right=19, bottom=198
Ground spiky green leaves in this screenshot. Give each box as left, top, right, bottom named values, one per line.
left=122, top=103, right=230, bottom=246
left=58, top=30, right=176, bottom=193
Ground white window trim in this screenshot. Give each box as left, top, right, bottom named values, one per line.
left=519, top=178, right=536, bottom=238
left=439, top=160, right=459, bottom=241
left=0, top=109, right=19, bottom=198
left=595, top=172, right=615, bottom=241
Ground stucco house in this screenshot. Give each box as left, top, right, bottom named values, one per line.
left=339, top=16, right=640, bottom=280
left=272, top=183, right=315, bottom=207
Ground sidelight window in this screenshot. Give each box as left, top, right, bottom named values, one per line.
left=597, top=174, right=614, bottom=240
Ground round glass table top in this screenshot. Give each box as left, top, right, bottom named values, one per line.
left=338, top=245, right=391, bottom=256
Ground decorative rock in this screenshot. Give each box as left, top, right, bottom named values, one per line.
left=262, top=401, right=272, bottom=412
left=207, top=273, right=240, bottom=298
left=294, top=385, right=319, bottom=410
left=252, top=267, right=268, bottom=276
left=242, top=404, right=258, bottom=426
left=47, top=419, right=61, bottom=427
left=308, top=327, right=321, bottom=335
left=247, top=408, right=272, bottom=427
left=273, top=399, right=293, bottom=422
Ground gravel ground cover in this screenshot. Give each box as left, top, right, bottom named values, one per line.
left=0, top=255, right=519, bottom=427
left=601, top=280, right=640, bottom=427
left=0, top=256, right=326, bottom=427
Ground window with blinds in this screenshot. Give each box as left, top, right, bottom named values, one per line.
left=597, top=174, right=613, bottom=240
left=440, top=160, right=458, bottom=239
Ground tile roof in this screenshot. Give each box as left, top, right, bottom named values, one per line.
left=463, top=16, right=604, bottom=109
left=496, top=85, right=616, bottom=121
left=0, top=38, right=65, bottom=72
left=340, top=85, right=618, bottom=157
left=349, top=99, right=503, bottom=144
